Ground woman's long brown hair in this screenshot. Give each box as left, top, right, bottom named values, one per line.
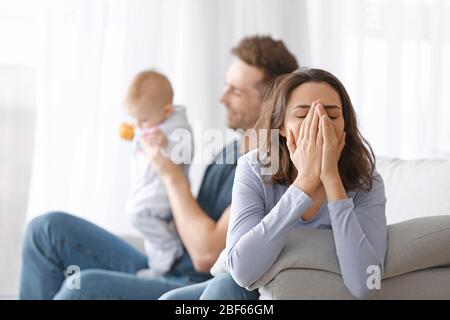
left=255, top=68, right=376, bottom=192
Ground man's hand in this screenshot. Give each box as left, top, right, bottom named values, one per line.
left=140, top=128, right=183, bottom=181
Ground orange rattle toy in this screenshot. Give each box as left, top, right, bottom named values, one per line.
left=119, top=122, right=134, bottom=141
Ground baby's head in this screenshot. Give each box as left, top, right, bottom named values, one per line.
left=125, top=70, right=174, bottom=129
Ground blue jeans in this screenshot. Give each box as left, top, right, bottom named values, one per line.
left=159, top=273, right=260, bottom=300
left=19, top=212, right=202, bottom=300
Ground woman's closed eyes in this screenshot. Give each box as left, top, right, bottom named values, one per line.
left=296, top=115, right=338, bottom=120
left=293, top=104, right=340, bottom=120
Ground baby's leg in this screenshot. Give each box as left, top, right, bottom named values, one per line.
left=132, top=209, right=184, bottom=277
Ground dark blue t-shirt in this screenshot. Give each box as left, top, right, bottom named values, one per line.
left=170, top=140, right=239, bottom=281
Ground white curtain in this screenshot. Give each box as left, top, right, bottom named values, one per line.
left=27, top=0, right=132, bottom=233
left=26, top=0, right=450, bottom=235
left=306, top=0, right=450, bottom=159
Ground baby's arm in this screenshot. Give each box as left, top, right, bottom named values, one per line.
left=164, top=127, right=194, bottom=165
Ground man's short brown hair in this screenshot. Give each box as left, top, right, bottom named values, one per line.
left=231, top=35, right=299, bottom=90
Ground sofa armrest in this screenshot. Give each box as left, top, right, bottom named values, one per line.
left=248, top=215, right=450, bottom=290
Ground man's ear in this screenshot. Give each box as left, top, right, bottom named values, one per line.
left=164, top=104, right=174, bottom=117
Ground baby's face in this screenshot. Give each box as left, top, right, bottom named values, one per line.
left=128, top=99, right=171, bottom=129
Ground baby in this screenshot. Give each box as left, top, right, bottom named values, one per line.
left=123, top=70, right=194, bottom=277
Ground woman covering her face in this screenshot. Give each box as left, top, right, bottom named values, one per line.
left=227, top=68, right=387, bottom=299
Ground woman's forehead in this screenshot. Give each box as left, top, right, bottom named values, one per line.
left=288, top=81, right=341, bottom=107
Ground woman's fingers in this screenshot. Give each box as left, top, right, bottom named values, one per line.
left=299, top=100, right=315, bottom=140
left=300, top=99, right=319, bottom=140
left=317, top=113, right=324, bottom=146
left=322, top=115, right=331, bottom=143
left=322, top=115, right=340, bottom=147
left=338, top=131, right=346, bottom=154
left=309, top=103, right=320, bottom=143
left=301, top=100, right=317, bottom=141
left=316, top=103, right=327, bottom=118
left=316, top=103, right=328, bottom=146
left=286, top=129, right=296, bottom=155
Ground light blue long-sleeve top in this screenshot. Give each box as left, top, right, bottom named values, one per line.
left=226, top=149, right=388, bottom=299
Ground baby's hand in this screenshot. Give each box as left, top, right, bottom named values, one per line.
left=140, top=128, right=182, bottom=180
left=140, top=128, right=168, bottom=157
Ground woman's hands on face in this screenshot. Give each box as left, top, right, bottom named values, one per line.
left=287, top=100, right=323, bottom=196
left=286, top=100, right=346, bottom=196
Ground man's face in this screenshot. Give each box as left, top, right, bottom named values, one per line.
left=220, top=59, right=265, bottom=131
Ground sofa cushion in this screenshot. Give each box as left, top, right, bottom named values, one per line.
left=259, top=267, right=450, bottom=300
left=245, top=215, right=450, bottom=291
left=384, top=216, right=450, bottom=277
left=376, top=157, right=450, bottom=224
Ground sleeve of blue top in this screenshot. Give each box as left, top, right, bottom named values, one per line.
left=327, top=171, right=387, bottom=299
left=226, top=156, right=314, bottom=288
left=226, top=156, right=388, bottom=299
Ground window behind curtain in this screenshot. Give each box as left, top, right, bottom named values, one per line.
left=0, top=0, right=39, bottom=298
left=0, top=66, right=35, bottom=298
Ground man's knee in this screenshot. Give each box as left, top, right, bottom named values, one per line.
left=159, top=287, right=188, bottom=300
left=23, top=212, right=71, bottom=251
left=53, top=269, right=99, bottom=300
left=200, top=273, right=259, bottom=300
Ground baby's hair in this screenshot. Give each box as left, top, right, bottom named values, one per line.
left=125, top=70, right=173, bottom=111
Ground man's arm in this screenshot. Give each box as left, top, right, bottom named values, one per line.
left=139, top=128, right=230, bottom=272
left=163, top=165, right=230, bottom=273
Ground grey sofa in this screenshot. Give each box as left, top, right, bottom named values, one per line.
left=252, top=156, right=450, bottom=299
left=253, top=216, right=450, bottom=299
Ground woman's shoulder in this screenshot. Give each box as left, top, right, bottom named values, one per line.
left=238, top=149, right=281, bottom=187
left=238, top=149, right=264, bottom=174
left=238, top=149, right=273, bottom=183
left=367, top=167, right=384, bottom=191
left=350, top=166, right=386, bottom=204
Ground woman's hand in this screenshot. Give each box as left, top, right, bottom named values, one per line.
left=287, top=100, right=324, bottom=196
left=318, top=111, right=346, bottom=184
left=140, top=128, right=183, bottom=182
